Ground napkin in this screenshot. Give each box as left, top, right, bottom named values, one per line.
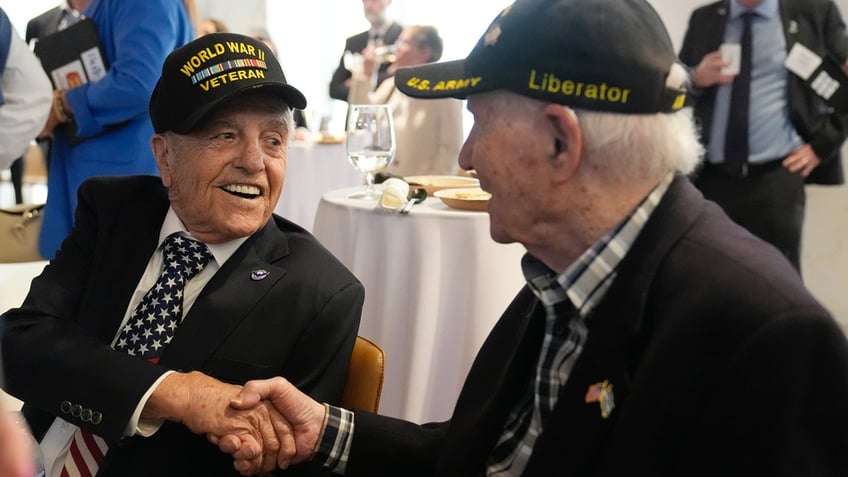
left=380, top=178, right=410, bottom=211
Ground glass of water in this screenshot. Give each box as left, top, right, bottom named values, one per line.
left=345, top=104, right=396, bottom=200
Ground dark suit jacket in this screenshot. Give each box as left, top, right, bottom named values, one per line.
left=0, top=175, right=364, bottom=476
left=328, top=22, right=403, bottom=101
left=344, top=175, right=848, bottom=476
left=679, top=0, right=848, bottom=185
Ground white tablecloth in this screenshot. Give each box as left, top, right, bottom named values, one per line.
left=274, top=141, right=363, bottom=231
left=0, top=260, right=47, bottom=316
left=313, top=187, right=526, bottom=423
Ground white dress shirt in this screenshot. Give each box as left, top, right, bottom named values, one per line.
left=0, top=19, right=51, bottom=168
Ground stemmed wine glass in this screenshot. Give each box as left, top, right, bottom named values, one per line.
left=345, top=104, right=396, bottom=200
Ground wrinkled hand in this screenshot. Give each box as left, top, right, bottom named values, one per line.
left=216, top=377, right=328, bottom=475
left=144, top=371, right=294, bottom=475
left=693, top=50, right=736, bottom=88
left=783, top=144, right=821, bottom=177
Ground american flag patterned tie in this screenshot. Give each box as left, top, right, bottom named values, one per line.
left=60, top=233, right=212, bottom=477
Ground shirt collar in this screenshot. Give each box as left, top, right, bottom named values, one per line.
left=522, top=172, right=674, bottom=316
left=160, top=208, right=247, bottom=267
left=730, top=0, right=777, bottom=20
left=369, top=21, right=392, bottom=40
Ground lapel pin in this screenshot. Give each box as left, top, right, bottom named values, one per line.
left=788, top=20, right=799, bottom=34
left=250, top=269, right=270, bottom=281
left=585, top=380, right=615, bottom=419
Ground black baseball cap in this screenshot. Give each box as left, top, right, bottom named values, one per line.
left=394, top=0, right=691, bottom=114
left=149, top=32, right=307, bottom=134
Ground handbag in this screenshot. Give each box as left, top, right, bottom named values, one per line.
left=0, top=203, right=45, bottom=263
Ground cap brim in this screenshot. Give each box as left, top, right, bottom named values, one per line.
left=170, top=82, right=307, bottom=134
left=394, top=60, right=497, bottom=100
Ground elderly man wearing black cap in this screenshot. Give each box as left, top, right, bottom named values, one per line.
left=1, top=32, right=363, bottom=477
left=221, top=0, right=848, bottom=476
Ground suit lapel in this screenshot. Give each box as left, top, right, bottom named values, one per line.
left=525, top=176, right=706, bottom=472
left=159, top=219, right=290, bottom=371
left=86, top=181, right=168, bottom=341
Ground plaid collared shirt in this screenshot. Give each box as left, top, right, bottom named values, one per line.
left=314, top=174, right=674, bottom=475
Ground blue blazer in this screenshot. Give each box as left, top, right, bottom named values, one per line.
left=38, top=0, right=194, bottom=259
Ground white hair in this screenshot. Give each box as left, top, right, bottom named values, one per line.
left=574, top=108, right=703, bottom=181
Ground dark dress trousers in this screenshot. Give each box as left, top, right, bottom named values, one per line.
left=328, top=22, right=403, bottom=102
left=1, top=175, right=364, bottom=476
left=344, top=175, right=848, bottom=476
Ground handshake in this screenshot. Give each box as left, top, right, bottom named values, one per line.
left=151, top=371, right=327, bottom=476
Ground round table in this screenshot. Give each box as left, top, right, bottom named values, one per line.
left=274, top=140, right=362, bottom=231
left=313, top=187, right=526, bottom=423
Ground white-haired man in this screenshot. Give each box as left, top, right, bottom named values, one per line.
left=219, top=0, right=848, bottom=475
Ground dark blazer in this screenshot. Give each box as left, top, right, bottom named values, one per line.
left=25, top=6, right=63, bottom=44
left=679, top=0, right=848, bottom=185
left=345, top=175, right=848, bottom=476
left=328, top=22, right=403, bottom=101
left=0, top=175, right=364, bottom=476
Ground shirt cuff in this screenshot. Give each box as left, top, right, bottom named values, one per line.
left=313, top=404, right=354, bottom=475
left=124, top=370, right=175, bottom=437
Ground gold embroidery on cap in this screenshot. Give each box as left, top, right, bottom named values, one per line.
left=527, top=69, right=631, bottom=104
left=406, top=76, right=481, bottom=92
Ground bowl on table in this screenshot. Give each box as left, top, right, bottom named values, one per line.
left=433, top=187, right=491, bottom=212
left=404, top=175, right=480, bottom=196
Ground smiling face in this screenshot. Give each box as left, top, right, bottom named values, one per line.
left=152, top=92, right=291, bottom=244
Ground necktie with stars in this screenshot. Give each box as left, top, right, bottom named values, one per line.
left=114, top=232, right=213, bottom=363
left=60, top=232, right=212, bottom=477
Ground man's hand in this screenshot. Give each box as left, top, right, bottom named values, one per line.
left=143, top=371, right=295, bottom=474
left=783, top=144, right=821, bottom=177
left=692, top=50, right=736, bottom=88
left=217, top=377, right=328, bottom=474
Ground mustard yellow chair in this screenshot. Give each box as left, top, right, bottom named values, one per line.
left=341, top=336, right=385, bottom=412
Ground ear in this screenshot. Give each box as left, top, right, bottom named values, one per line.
left=542, top=104, right=583, bottom=182
left=150, top=134, right=173, bottom=187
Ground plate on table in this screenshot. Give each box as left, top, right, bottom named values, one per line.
left=433, top=188, right=491, bottom=211
left=317, top=133, right=346, bottom=144
left=404, top=175, right=480, bottom=196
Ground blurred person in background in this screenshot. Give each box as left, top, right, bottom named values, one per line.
left=329, top=0, right=402, bottom=102
left=679, top=0, right=848, bottom=273
left=197, top=17, right=228, bottom=37
left=349, top=25, right=463, bottom=176
left=0, top=6, right=51, bottom=171
left=35, top=0, right=194, bottom=259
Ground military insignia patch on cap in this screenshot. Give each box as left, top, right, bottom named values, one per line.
left=149, top=32, right=307, bottom=134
